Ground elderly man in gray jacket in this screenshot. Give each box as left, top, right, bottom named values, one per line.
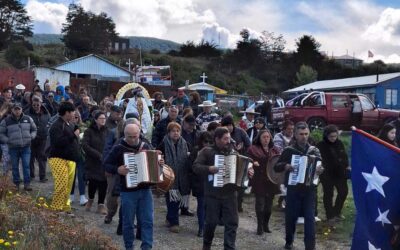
left=0, top=103, right=37, bottom=191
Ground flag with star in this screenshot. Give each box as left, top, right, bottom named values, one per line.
left=351, top=128, right=400, bottom=250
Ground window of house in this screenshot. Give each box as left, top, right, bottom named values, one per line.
left=385, top=89, right=398, bottom=106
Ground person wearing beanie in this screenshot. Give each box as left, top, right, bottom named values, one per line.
left=247, top=117, right=266, bottom=143
left=220, top=115, right=251, bottom=213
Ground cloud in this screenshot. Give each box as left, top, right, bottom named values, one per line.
left=78, top=0, right=216, bottom=39
left=24, top=0, right=400, bottom=63
left=362, top=8, right=400, bottom=45
left=26, top=0, right=68, bottom=33
left=292, top=1, right=400, bottom=63
left=201, top=23, right=235, bottom=48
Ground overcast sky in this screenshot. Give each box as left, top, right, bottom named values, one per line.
left=20, top=0, right=400, bottom=63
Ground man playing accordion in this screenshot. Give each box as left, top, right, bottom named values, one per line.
left=104, top=124, right=164, bottom=250
left=274, top=122, right=324, bottom=250
left=193, top=127, right=254, bottom=250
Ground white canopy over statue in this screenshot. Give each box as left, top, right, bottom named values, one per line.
left=115, top=82, right=153, bottom=137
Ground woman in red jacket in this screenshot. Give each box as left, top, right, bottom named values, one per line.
left=247, top=129, right=280, bottom=235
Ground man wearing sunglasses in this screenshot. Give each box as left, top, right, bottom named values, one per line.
left=27, top=96, right=51, bottom=182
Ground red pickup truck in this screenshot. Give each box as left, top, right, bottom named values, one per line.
left=272, top=92, right=399, bottom=131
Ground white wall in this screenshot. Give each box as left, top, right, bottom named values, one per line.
left=33, top=67, right=70, bottom=91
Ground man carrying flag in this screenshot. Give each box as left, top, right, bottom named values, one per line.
left=351, top=127, right=400, bottom=250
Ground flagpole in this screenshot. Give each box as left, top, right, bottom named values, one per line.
left=352, top=126, right=400, bottom=153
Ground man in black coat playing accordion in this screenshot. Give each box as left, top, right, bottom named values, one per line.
left=274, top=122, right=324, bottom=250
left=104, top=124, right=164, bottom=250
left=193, top=127, right=254, bottom=250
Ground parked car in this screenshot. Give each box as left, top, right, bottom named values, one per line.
left=272, top=91, right=399, bottom=131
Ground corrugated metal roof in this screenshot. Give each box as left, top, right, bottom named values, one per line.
left=55, top=54, right=131, bottom=77
left=333, top=55, right=362, bottom=61
left=284, top=72, right=400, bottom=93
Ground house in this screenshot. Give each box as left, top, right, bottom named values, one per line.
left=32, top=66, right=70, bottom=91
left=333, top=55, right=363, bottom=68
left=55, top=54, right=132, bottom=100
left=109, top=37, right=130, bottom=53
left=284, top=72, right=400, bottom=109
left=178, top=73, right=227, bottom=101
left=135, top=65, right=171, bottom=86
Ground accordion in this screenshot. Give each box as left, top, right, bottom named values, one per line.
left=124, top=150, right=163, bottom=188
left=213, top=154, right=253, bottom=188
left=288, top=154, right=321, bottom=186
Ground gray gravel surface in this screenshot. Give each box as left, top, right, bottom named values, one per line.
left=29, top=173, right=351, bottom=250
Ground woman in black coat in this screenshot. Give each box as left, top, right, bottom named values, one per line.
left=189, top=131, right=213, bottom=237
left=316, top=124, right=349, bottom=221
left=82, top=111, right=109, bottom=215
left=247, top=129, right=280, bottom=235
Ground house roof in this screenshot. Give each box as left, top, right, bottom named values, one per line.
left=284, top=72, right=400, bottom=93
left=179, top=82, right=227, bottom=94
left=31, top=66, right=71, bottom=74
left=333, top=55, right=363, bottom=61
left=55, top=54, right=132, bottom=77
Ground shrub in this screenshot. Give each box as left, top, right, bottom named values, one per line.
left=0, top=177, right=118, bottom=250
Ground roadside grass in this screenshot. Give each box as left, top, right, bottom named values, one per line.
left=0, top=175, right=118, bottom=250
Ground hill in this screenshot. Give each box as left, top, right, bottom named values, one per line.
left=27, top=34, right=181, bottom=53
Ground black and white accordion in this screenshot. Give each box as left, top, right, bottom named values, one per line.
left=288, top=154, right=321, bottom=186
left=124, top=150, right=163, bottom=188
left=213, top=154, right=253, bottom=188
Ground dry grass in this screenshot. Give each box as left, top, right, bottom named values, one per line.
left=0, top=176, right=118, bottom=250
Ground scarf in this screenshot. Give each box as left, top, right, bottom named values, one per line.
left=163, top=136, right=189, bottom=205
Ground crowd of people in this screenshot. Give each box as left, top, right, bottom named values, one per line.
left=0, top=82, right=399, bottom=250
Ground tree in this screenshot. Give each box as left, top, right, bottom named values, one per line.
left=0, top=0, right=33, bottom=50
left=295, top=64, right=318, bottom=86
left=295, top=35, right=322, bottom=69
left=233, top=28, right=262, bottom=67
left=61, top=4, right=118, bottom=56
left=179, top=41, right=197, bottom=57
left=5, top=42, right=41, bottom=68
left=259, top=31, right=286, bottom=62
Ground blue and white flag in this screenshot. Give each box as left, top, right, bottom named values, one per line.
left=351, top=129, right=400, bottom=250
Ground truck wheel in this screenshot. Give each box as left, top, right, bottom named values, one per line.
left=307, top=117, right=326, bottom=131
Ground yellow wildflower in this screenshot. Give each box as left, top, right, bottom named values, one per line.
left=38, top=197, right=44, bottom=201
left=7, top=231, right=13, bottom=235
left=12, top=241, right=18, bottom=246
left=0, top=239, right=4, bottom=244
left=4, top=242, right=11, bottom=247
left=8, top=235, right=13, bottom=239
left=7, top=191, right=12, bottom=195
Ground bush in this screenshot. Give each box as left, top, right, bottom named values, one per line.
left=0, top=176, right=118, bottom=250
left=5, top=43, right=30, bottom=69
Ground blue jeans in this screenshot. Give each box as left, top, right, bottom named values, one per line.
left=197, top=196, right=205, bottom=231
left=9, top=146, right=31, bottom=186
left=285, top=186, right=316, bottom=250
left=121, top=189, right=153, bottom=250
left=165, top=193, right=180, bottom=226
left=71, top=159, right=86, bottom=195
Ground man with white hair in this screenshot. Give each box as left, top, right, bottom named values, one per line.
left=104, top=124, right=164, bottom=250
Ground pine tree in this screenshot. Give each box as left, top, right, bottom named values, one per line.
left=0, top=0, right=33, bottom=50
